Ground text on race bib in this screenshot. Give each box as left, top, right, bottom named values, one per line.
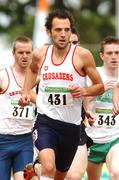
left=95, top=108, right=116, bottom=128
left=44, top=86, right=73, bottom=106
left=10, top=100, right=35, bottom=119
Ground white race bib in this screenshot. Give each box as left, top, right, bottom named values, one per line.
left=44, top=86, right=73, bottom=106
left=94, top=108, right=116, bottom=128
left=10, top=100, right=35, bottom=120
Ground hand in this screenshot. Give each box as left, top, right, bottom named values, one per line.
left=112, top=100, right=119, bottom=115
left=104, top=80, right=115, bottom=91
left=86, top=111, right=95, bottom=126
left=68, top=85, right=83, bottom=98
left=18, top=92, right=31, bottom=106
left=112, top=83, right=119, bottom=115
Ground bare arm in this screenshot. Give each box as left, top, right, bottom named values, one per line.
left=83, top=96, right=96, bottom=126
left=30, top=90, right=37, bottom=104
left=0, top=76, right=2, bottom=92
left=19, top=48, right=42, bottom=106
left=0, top=69, right=8, bottom=93
left=82, top=49, right=104, bottom=96
left=69, top=47, right=104, bottom=98
left=29, top=76, right=40, bottom=104
left=112, top=82, right=119, bottom=115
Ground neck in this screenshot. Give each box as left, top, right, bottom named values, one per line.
left=12, top=63, right=27, bottom=75
left=12, top=64, right=27, bottom=87
left=103, top=65, right=119, bottom=79
left=54, top=43, right=70, bottom=57
left=53, top=44, right=70, bottom=64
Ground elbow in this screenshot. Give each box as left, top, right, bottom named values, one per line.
left=30, top=63, right=39, bottom=74
left=99, top=83, right=104, bottom=95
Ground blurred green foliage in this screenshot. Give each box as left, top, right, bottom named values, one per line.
left=0, top=0, right=116, bottom=65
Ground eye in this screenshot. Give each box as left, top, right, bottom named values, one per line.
left=55, top=28, right=61, bottom=32
left=65, top=28, right=70, bottom=32
left=107, top=52, right=112, bottom=55
left=115, top=51, right=119, bottom=55
left=72, top=41, right=78, bottom=45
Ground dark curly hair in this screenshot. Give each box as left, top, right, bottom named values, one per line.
left=45, top=9, right=74, bottom=31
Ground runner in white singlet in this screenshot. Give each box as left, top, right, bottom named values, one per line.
left=0, top=36, right=36, bottom=180
left=85, top=36, right=119, bottom=180
left=19, top=9, right=104, bottom=180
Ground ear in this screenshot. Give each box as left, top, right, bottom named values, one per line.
left=100, top=52, right=104, bottom=62
left=46, top=29, right=51, bottom=37
left=12, top=50, right=15, bottom=56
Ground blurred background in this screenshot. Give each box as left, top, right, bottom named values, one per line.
left=0, top=0, right=116, bottom=179
left=0, top=0, right=118, bottom=68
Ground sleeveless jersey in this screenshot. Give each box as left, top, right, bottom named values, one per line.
left=36, top=44, right=86, bottom=125
left=0, top=67, right=35, bottom=135
left=86, top=66, right=119, bottom=143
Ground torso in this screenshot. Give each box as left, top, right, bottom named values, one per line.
left=0, top=66, right=35, bottom=135
left=36, top=44, right=86, bottom=124
left=86, top=66, right=119, bottom=143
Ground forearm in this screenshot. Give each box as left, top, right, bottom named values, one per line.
left=0, top=76, right=3, bottom=92
left=83, top=96, right=94, bottom=112
left=82, top=83, right=104, bottom=96
left=112, top=83, right=119, bottom=115
left=30, top=90, right=37, bottom=104
left=22, top=67, right=38, bottom=93
left=83, top=96, right=96, bottom=126
left=112, top=83, right=119, bottom=103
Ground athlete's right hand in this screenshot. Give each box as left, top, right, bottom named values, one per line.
left=104, top=80, right=115, bottom=91
left=18, top=93, right=31, bottom=106
left=86, top=111, right=95, bottom=126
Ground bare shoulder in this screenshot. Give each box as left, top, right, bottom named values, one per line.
left=76, top=46, right=95, bottom=67
left=0, top=68, right=9, bottom=91
left=75, top=46, right=94, bottom=59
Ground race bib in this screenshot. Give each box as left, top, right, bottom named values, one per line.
left=44, top=86, right=73, bottom=106
left=10, top=100, right=35, bottom=120
left=94, top=108, right=116, bottom=128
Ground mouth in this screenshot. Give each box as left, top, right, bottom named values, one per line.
left=111, top=61, right=119, bottom=67
left=22, top=60, right=29, bottom=65
left=111, top=61, right=118, bottom=64
left=59, top=39, right=66, bottom=44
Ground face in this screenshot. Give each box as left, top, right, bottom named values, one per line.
left=48, top=17, right=71, bottom=49
left=13, top=42, right=32, bottom=68
left=100, top=43, right=119, bottom=70
left=69, top=33, right=79, bottom=44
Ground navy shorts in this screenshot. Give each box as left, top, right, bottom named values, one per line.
left=0, top=133, right=33, bottom=180
left=33, top=113, right=86, bottom=172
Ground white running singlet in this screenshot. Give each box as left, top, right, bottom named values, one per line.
left=0, top=67, right=35, bottom=135
left=36, top=44, right=86, bottom=125
left=86, top=67, right=119, bottom=143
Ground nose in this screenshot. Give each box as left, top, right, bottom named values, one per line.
left=23, top=52, right=27, bottom=57
left=61, top=29, right=66, bottom=37
left=112, top=53, right=117, bottom=59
